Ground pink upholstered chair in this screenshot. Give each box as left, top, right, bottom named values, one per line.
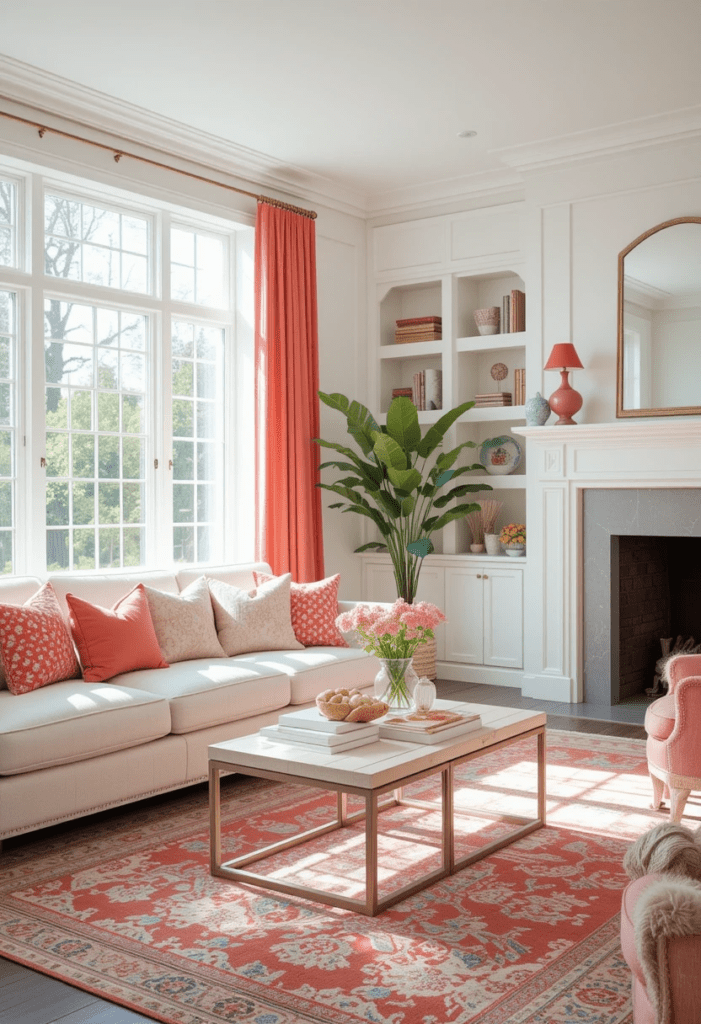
left=645, top=654, right=701, bottom=823
left=621, top=872, right=701, bottom=1023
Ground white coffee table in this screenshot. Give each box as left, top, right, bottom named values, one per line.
left=208, top=700, right=546, bottom=916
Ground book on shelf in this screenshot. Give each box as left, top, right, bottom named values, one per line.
left=392, top=387, right=414, bottom=400
left=260, top=723, right=380, bottom=752
left=502, top=295, right=510, bottom=335
left=474, top=392, right=512, bottom=407
left=378, top=709, right=482, bottom=745
left=513, top=368, right=526, bottom=405
left=396, top=316, right=442, bottom=328
left=395, top=329, right=442, bottom=344
left=510, top=289, right=526, bottom=332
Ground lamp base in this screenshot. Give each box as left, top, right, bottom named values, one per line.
left=548, top=369, right=582, bottom=425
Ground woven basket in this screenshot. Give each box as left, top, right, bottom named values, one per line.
left=412, top=636, right=437, bottom=680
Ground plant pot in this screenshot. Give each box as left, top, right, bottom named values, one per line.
left=373, top=657, right=419, bottom=710
left=504, top=544, right=525, bottom=557
left=412, top=636, right=437, bottom=680
left=470, top=543, right=485, bottom=553
left=484, top=533, right=501, bottom=555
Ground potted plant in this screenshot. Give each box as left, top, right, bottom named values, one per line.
left=315, top=392, right=491, bottom=604
left=500, top=523, right=526, bottom=556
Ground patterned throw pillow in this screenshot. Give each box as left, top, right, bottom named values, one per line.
left=0, top=582, right=80, bottom=695
left=144, top=576, right=226, bottom=664
left=207, top=573, right=303, bottom=656
left=252, top=572, right=348, bottom=648
left=66, top=584, right=169, bottom=683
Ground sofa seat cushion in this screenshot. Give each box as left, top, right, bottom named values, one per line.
left=645, top=693, right=676, bottom=741
left=114, top=658, right=293, bottom=734
left=249, top=646, right=379, bottom=705
left=0, top=681, right=171, bottom=775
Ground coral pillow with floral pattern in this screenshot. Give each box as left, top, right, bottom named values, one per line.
left=253, top=572, right=349, bottom=647
left=0, top=582, right=80, bottom=695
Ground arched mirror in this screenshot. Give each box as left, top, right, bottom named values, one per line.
left=617, top=217, right=701, bottom=417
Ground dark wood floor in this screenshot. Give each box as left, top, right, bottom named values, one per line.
left=0, top=681, right=647, bottom=1023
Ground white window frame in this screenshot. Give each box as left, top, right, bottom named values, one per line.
left=0, top=159, right=254, bottom=577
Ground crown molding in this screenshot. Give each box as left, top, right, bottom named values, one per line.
left=0, top=55, right=368, bottom=219
left=494, top=105, right=701, bottom=173
left=364, top=167, right=525, bottom=218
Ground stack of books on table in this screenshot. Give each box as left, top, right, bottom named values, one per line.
left=395, top=316, right=442, bottom=344
left=474, top=392, right=512, bottom=408
left=379, top=708, right=482, bottom=745
left=260, top=706, right=380, bottom=753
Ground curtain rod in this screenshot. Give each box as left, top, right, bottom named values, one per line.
left=0, top=108, right=317, bottom=219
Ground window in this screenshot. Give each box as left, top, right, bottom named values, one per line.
left=0, top=164, right=254, bottom=576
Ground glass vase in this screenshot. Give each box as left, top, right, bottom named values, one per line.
left=374, top=657, right=419, bottom=710
left=412, top=676, right=436, bottom=713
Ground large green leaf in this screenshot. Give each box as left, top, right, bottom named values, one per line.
left=318, top=482, right=371, bottom=509
left=346, top=400, right=381, bottom=456
left=376, top=490, right=402, bottom=519
left=316, top=445, right=384, bottom=489
left=385, top=397, right=421, bottom=452
left=373, top=433, right=407, bottom=471
left=318, top=391, right=350, bottom=415
left=386, top=467, right=422, bottom=493
left=416, top=400, right=475, bottom=458
left=401, top=495, right=416, bottom=516
left=406, top=537, right=434, bottom=558
left=428, top=502, right=481, bottom=531
left=433, top=482, right=494, bottom=507
left=434, top=441, right=480, bottom=472
left=354, top=541, right=388, bottom=553
left=341, top=503, right=392, bottom=536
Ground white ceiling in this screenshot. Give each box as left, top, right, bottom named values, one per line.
left=1, top=0, right=701, bottom=211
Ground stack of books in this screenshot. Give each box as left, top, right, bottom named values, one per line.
left=501, top=290, right=526, bottom=333
left=378, top=708, right=482, bottom=745
left=513, top=368, right=526, bottom=405
left=392, top=387, right=413, bottom=400
left=395, top=316, right=442, bottom=344
left=411, top=369, right=442, bottom=410
left=260, top=705, right=380, bottom=753
left=474, top=392, right=512, bottom=408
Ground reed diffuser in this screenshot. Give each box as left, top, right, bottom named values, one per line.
left=466, top=509, right=485, bottom=552
left=480, top=499, right=504, bottom=555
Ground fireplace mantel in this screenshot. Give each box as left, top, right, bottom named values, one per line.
left=511, top=420, right=701, bottom=704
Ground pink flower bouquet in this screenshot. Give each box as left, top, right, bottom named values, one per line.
left=336, top=599, right=445, bottom=661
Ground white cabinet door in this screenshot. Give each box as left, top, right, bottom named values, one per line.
left=444, top=567, right=484, bottom=664
left=483, top=567, right=523, bottom=668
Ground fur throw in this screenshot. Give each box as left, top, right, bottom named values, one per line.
left=624, top=822, right=701, bottom=880
left=633, top=877, right=701, bottom=1024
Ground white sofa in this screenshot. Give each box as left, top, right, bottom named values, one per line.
left=0, top=561, right=378, bottom=845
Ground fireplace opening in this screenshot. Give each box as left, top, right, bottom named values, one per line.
left=613, top=536, right=701, bottom=701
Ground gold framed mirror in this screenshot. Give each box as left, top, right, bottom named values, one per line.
left=617, top=216, right=701, bottom=418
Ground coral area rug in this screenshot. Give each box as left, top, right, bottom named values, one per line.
left=0, top=730, right=680, bottom=1024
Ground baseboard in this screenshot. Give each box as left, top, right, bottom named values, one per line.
left=521, top=673, right=579, bottom=703
left=437, top=662, right=524, bottom=687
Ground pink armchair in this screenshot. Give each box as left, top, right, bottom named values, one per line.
left=645, top=654, right=701, bottom=823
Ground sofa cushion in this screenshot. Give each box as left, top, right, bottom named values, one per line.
left=144, top=576, right=225, bottom=663
left=67, top=584, right=169, bottom=682
left=49, top=570, right=180, bottom=622
left=0, top=582, right=80, bottom=695
left=252, top=646, right=379, bottom=705
left=0, top=680, right=172, bottom=775
left=645, top=693, right=676, bottom=741
left=0, top=577, right=43, bottom=690
left=208, top=574, right=303, bottom=656
left=114, top=657, right=292, bottom=733
left=176, top=562, right=272, bottom=593
left=253, top=571, right=349, bottom=648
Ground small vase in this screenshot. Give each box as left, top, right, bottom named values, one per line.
left=374, top=657, right=419, bottom=710
left=504, top=544, right=525, bottom=557
left=412, top=676, right=436, bottom=713
left=484, top=533, right=501, bottom=555
left=525, top=391, right=551, bottom=426
left=470, top=543, right=485, bottom=553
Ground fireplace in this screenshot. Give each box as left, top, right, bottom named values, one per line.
left=583, top=489, right=701, bottom=705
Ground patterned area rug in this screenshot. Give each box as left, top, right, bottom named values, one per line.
left=0, top=730, right=682, bottom=1024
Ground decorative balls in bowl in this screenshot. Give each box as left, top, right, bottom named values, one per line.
left=316, top=688, right=389, bottom=723
left=473, top=306, right=500, bottom=336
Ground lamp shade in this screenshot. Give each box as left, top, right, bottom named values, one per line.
left=544, top=343, right=584, bottom=370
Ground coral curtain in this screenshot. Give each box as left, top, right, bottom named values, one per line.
left=254, top=201, right=324, bottom=581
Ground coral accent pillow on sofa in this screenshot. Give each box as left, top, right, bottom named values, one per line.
left=208, top=573, right=303, bottom=656
left=66, top=583, right=169, bottom=683
left=0, top=582, right=80, bottom=695
left=144, top=576, right=226, bottom=664
left=253, top=571, right=348, bottom=647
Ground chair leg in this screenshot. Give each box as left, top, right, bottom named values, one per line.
left=670, top=788, right=691, bottom=823
left=650, top=772, right=666, bottom=810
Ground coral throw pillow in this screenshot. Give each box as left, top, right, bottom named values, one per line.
left=0, top=582, right=80, bottom=695
left=208, top=573, right=303, bottom=657
left=66, top=584, right=169, bottom=683
left=253, top=572, right=348, bottom=647
left=144, top=576, right=226, bottom=664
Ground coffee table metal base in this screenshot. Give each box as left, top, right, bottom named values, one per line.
left=209, top=726, right=545, bottom=916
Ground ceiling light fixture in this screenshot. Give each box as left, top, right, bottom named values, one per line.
left=457, top=129, right=477, bottom=138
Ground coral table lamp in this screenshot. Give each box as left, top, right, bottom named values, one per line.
left=544, top=343, right=584, bottom=425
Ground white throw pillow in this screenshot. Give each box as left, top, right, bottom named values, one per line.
left=144, top=577, right=226, bottom=664
left=207, top=573, right=303, bottom=656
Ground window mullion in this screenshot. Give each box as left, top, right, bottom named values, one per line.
left=153, top=209, right=173, bottom=568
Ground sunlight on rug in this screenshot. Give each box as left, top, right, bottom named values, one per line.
left=0, top=729, right=687, bottom=1024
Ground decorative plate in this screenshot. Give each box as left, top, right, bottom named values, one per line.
left=479, top=435, right=522, bottom=476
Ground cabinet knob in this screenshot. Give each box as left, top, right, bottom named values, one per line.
left=483, top=574, right=489, bottom=579
left=476, top=574, right=482, bottom=579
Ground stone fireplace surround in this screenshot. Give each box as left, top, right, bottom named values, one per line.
left=513, top=421, right=701, bottom=706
